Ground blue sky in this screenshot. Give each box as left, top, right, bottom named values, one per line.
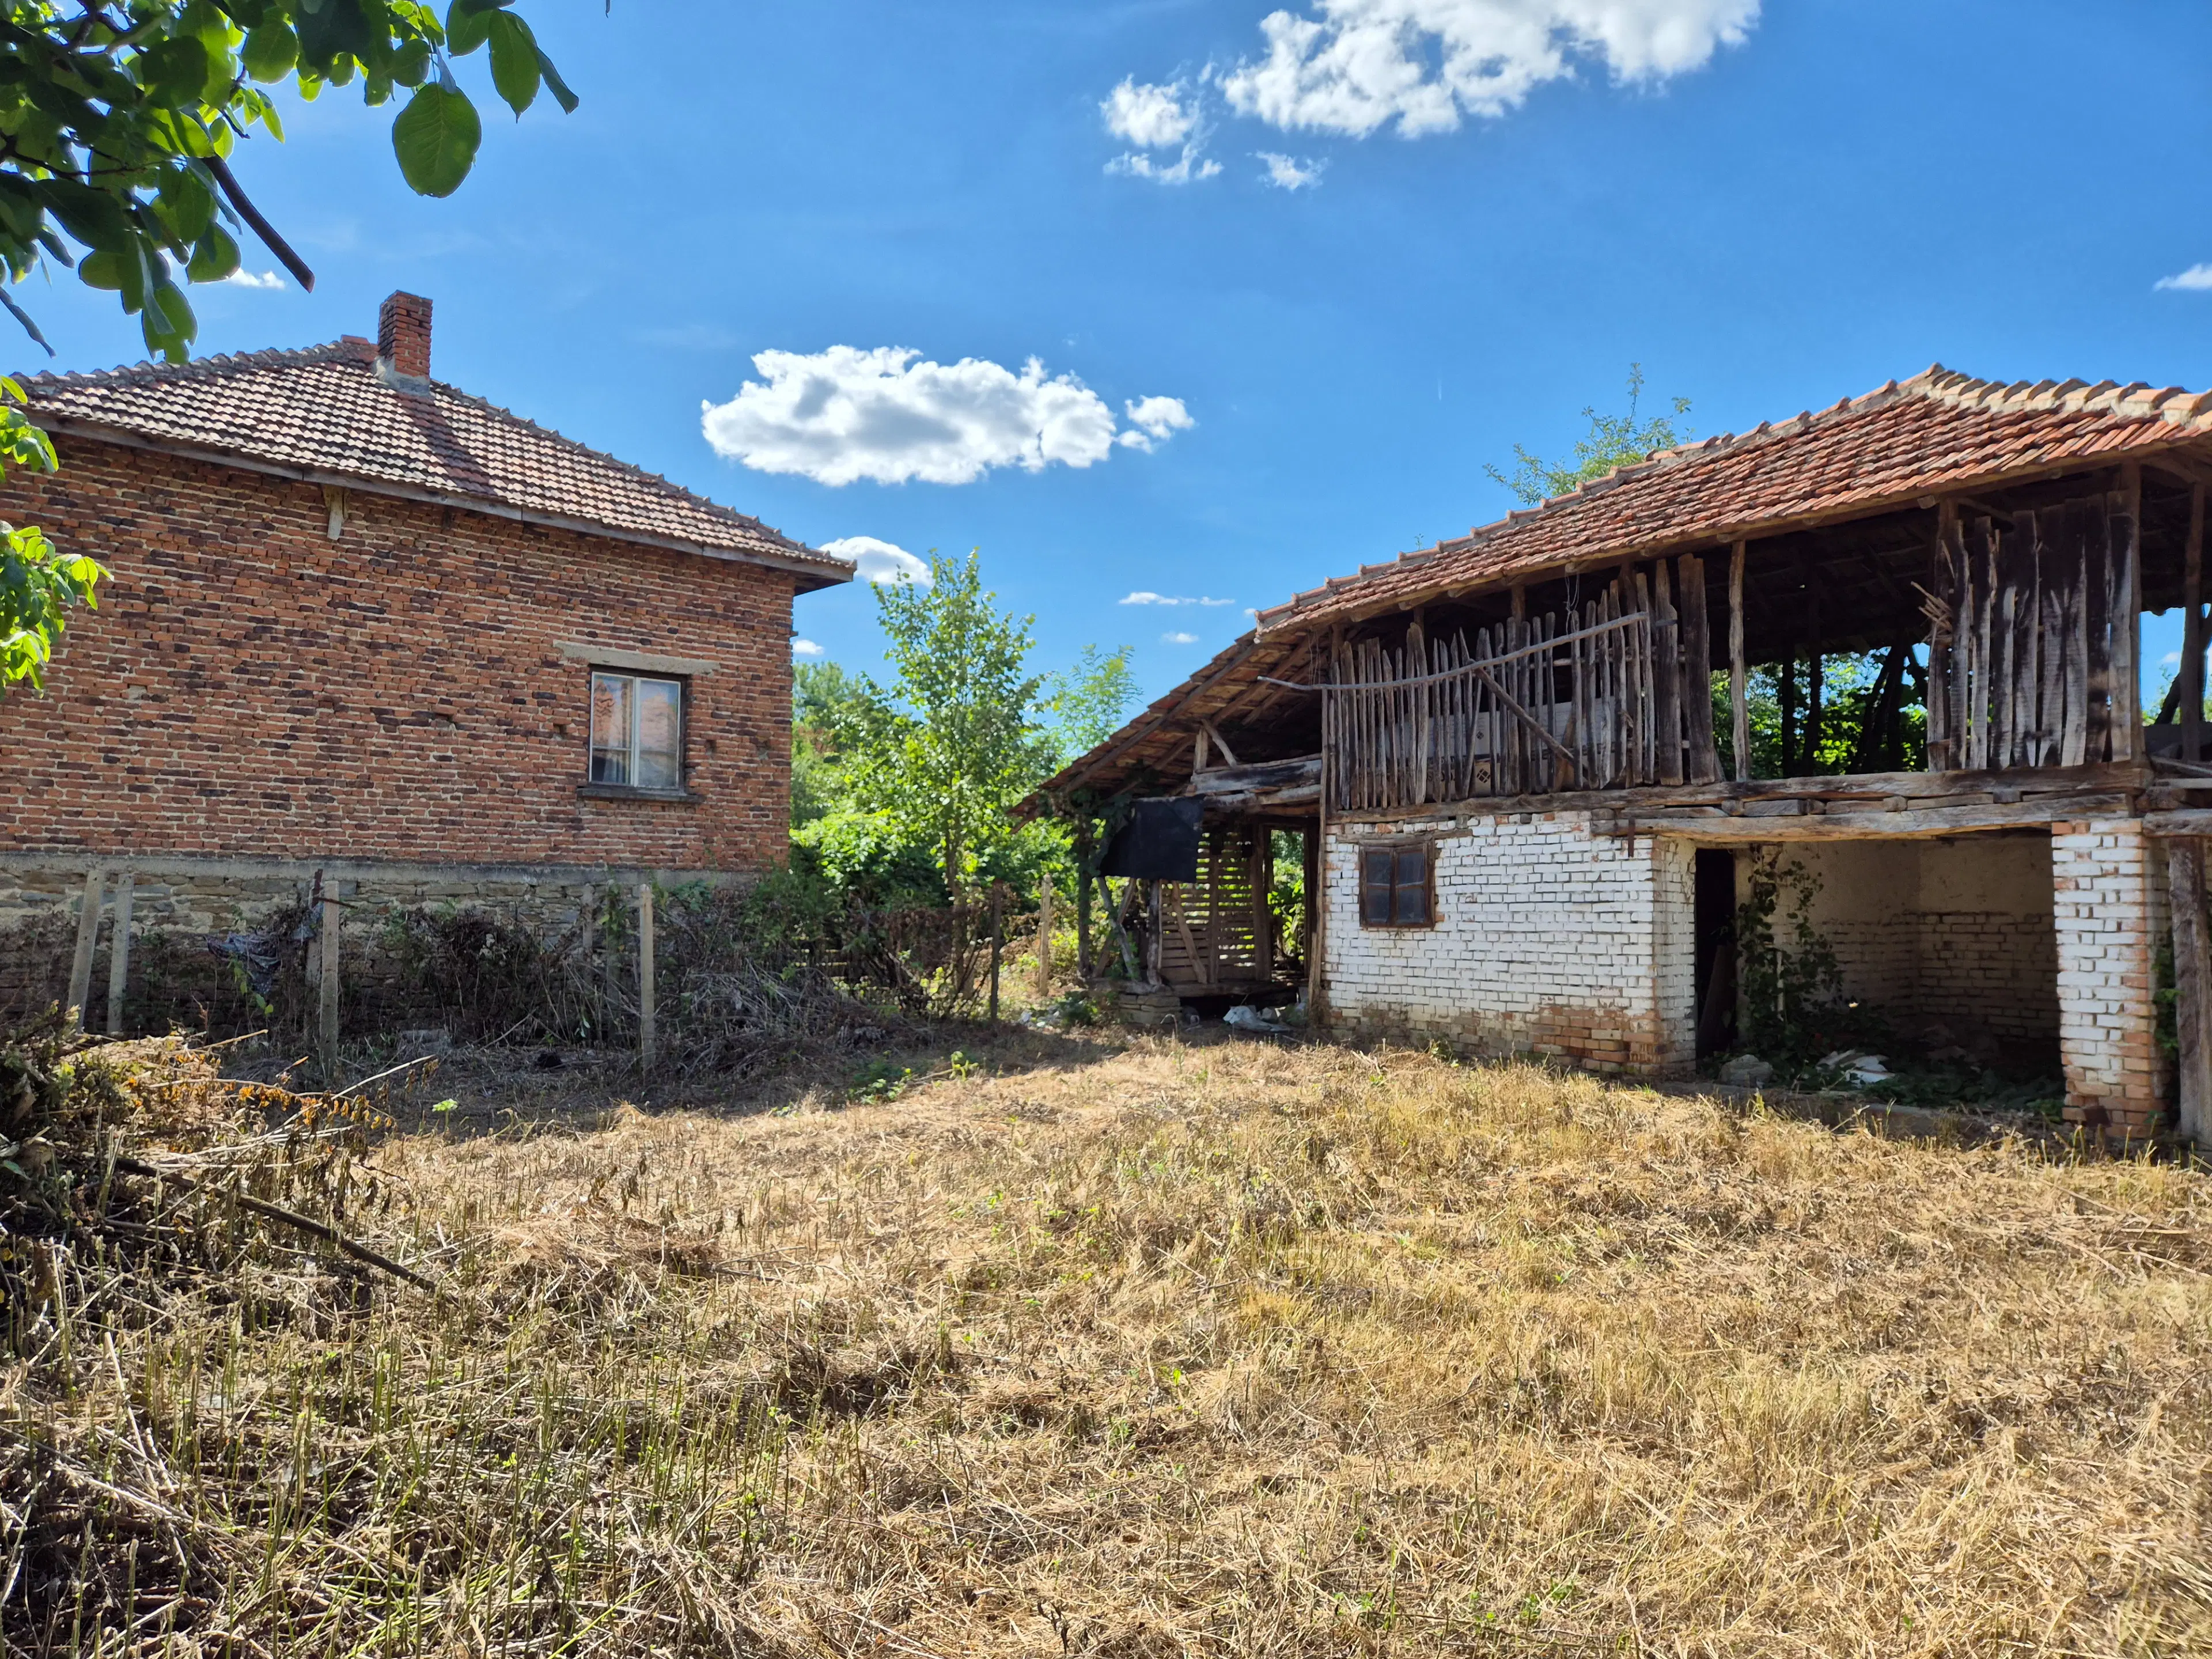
left=18, top=0, right=2212, bottom=698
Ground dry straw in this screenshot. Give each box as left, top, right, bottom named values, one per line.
left=6, top=1031, right=2210, bottom=1655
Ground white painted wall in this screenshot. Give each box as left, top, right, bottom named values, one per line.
left=1323, top=812, right=1695, bottom=1074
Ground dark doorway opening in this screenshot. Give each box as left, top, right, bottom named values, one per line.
left=1694, top=849, right=1738, bottom=1059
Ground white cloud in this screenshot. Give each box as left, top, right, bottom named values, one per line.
left=1115, top=395, right=1197, bottom=452
left=222, top=268, right=285, bottom=290
left=1103, top=74, right=1222, bottom=184
left=1122, top=590, right=1234, bottom=607
left=2164, top=651, right=2184, bottom=669
left=792, top=638, right=825, bottom=658
left=700, top=346, right=1191, bottom=485
left=1107, top=147, right=1222, bottom=184
left=1103, top=77, right=1200, bottom=148
left=820, top=535, right=933, bottom=585
left=1219, top=0, right=1761, bottom=138
left=1258, top=151, right=1327, bottom=188
left=2157, top=264, right=2212, bottom=292
left=1162, top=631, right=1200, bottom=645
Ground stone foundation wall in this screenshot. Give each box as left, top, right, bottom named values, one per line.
left=1321, top=812, right=1694, bottom=1075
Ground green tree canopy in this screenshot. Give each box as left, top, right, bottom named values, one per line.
left=1487, top=365, right=1692, bottom=506
left=1043, top=643, right=1137, bottom=764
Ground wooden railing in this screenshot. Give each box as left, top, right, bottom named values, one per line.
left=1925, top=494, right=2139, bottom=770
left=1321, top=554, right=1721, bottom=812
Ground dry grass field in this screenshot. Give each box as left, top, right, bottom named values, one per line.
left=12, top=1032, right=2212, bottom=1656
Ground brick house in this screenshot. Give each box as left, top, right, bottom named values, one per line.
left=1036, top=368, right=2212, bottom=1140
left=2, top=292, right=851, bottom=1015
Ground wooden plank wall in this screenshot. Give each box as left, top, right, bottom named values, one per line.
left=1324, top=554, right=1719, bottom=813
left=1925, top=491, right=2138, bottom=771
left=1158, top=826, right=1274, bottom=992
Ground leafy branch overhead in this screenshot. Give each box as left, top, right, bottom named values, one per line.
left=0, top=0, right=578, bottom=363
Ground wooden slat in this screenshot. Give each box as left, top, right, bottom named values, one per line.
left=2169, top=838, right=2212, bottom=1143
left=2081, top=497, right=2112, bottom=763
left=1652, top=559, right=1683, bottom=786
left=2114, top=465, right=2142, bottom=763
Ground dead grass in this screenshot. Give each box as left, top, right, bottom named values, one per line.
left=12, top=1034, right=2212, bottom=1656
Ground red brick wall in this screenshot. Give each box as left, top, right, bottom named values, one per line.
left=1, top=438, right=796, bottom=872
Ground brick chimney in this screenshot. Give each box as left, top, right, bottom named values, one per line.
left=377, top=291, right=432, bottom=381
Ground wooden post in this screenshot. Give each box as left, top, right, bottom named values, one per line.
left=1303, top=821, right=1324, bottom=1018
left=1075, top=825, right=1094, bottom=982
left=1651, top=559, right=1683, bottom=786
left=104, top=871, right=135, bottom=1036
left=2169, top=839, right=2211, bottom=1143
left=65, top=869, right=104, bottom=1029
left=1729, top=540, right=1750, bottom=781
left=1145, top=880, right=1162, bottom=987
left=1035, top=875, right=1054, bottom=997
left=1778, top=642, right=1798, bottom=776
left=637, top=882, right=656, bottom=1071
left=988, top=883, right=1002, bottom=1022
left=2186, top=484, right=2206, bottom=764
left=2115, top=463, right=2143, bottom=760
left=318, top=893, right=341, bottom=1080
left=1927, top=501, right=1957, bottom=771
left=1679, top=552, right=1717, bottom=783
left=1804, top=573, right=1824, bottom=772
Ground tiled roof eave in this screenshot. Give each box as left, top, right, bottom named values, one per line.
left=29, top=411, right=855, bottom=589
left=1251, top=425, right=2212, bottom=638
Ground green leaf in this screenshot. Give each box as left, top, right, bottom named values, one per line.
left=485, top=12, right=538, bottom=115
left=240, top=21, right=298, bottom=81
left=135, top=36, right=211, bottom=107
left=391, top=82, right=480, bottom=198
left=533, top=44, right=578, bottom=113
left=392, top=39, right=431, bottom=87
left=444, top=0, right=512, bottom=56
left=157, top=166, right=216, bottom=243
left=37, top=181, right=133, bottom=254
left=186, top=225, right=240, bottom=282
left=77, top=251, right=125, bottom=291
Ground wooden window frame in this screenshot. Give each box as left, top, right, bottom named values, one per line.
left=579, top=668, right=700, bottom=803
left=1356, top=839, right=1436, bottom=929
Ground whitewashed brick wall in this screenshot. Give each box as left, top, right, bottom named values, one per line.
left=2052, top=820, right=2170, bottom=1131
left=1323, top=812, right=1695, bottom=1074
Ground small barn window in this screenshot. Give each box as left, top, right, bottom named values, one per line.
left=1358, top=844, right=1431, bottom=927
left=589, top=671, right=684, bottom=789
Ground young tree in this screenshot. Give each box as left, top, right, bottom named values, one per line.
left=1487, top=365, right=1692, bottom=506
left=0, top=0, right=581, bottom=690
left=1043, top=643, right=1137, bottom=764
left=854, top=551, right=1050, bottom=902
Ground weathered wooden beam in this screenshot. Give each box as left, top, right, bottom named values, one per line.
left=65, top=868, right=104, bottom=1031
left=1729, top=540, right=1749, bottom=782
left=1608, top=793, right=2133, bottom=842
left=1651, top=559, right=1683, bottom=786
left=1324, top=761, right=2148, bottom=825
left=2167, top=838, right=2211, bottom=1142
left=1199, top=718, right=1241, bottom=768
left=2115, top=462, right=2143, bottom=761
left=2186, top=483, right=2205, bottom=763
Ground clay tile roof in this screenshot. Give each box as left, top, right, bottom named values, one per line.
left=18, top=339, right=851, bottom=587
left=1253, top=364, right=2212, bottom=634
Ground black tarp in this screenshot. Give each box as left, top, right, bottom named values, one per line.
left=1097, top=797, right=1205, bottom=882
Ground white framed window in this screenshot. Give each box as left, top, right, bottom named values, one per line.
left=589, top=671, right=684, bottom=789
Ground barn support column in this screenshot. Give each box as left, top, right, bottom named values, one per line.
left=2052, top=820, right=2171, bottom=1137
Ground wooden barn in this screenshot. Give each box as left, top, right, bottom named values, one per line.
left=1033, top=367, right=2212, bottom=1139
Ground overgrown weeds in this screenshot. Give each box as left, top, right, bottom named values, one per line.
left=7, top=1034, right=2210, bottom=1655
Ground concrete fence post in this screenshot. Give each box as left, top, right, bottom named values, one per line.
left=65, top=869, right=105, bottom=1030
left=638, top=882, right=657, bottom=1071
left=104, top=872, right=135, bottom=1036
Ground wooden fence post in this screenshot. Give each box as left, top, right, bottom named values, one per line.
left=1035, top=876, right=1053, bottom=997
left=105, top=871, right=135, bottom=1036
left=988, top=884, right=1003, bottom=1022
left=65, top=869, right=105, bottom=1030
left=318, top=893, right=341, bottom=1080
left=638, top=882, right=657, bottom=1071
left=2170, top=839, right=2211, bottom=1144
